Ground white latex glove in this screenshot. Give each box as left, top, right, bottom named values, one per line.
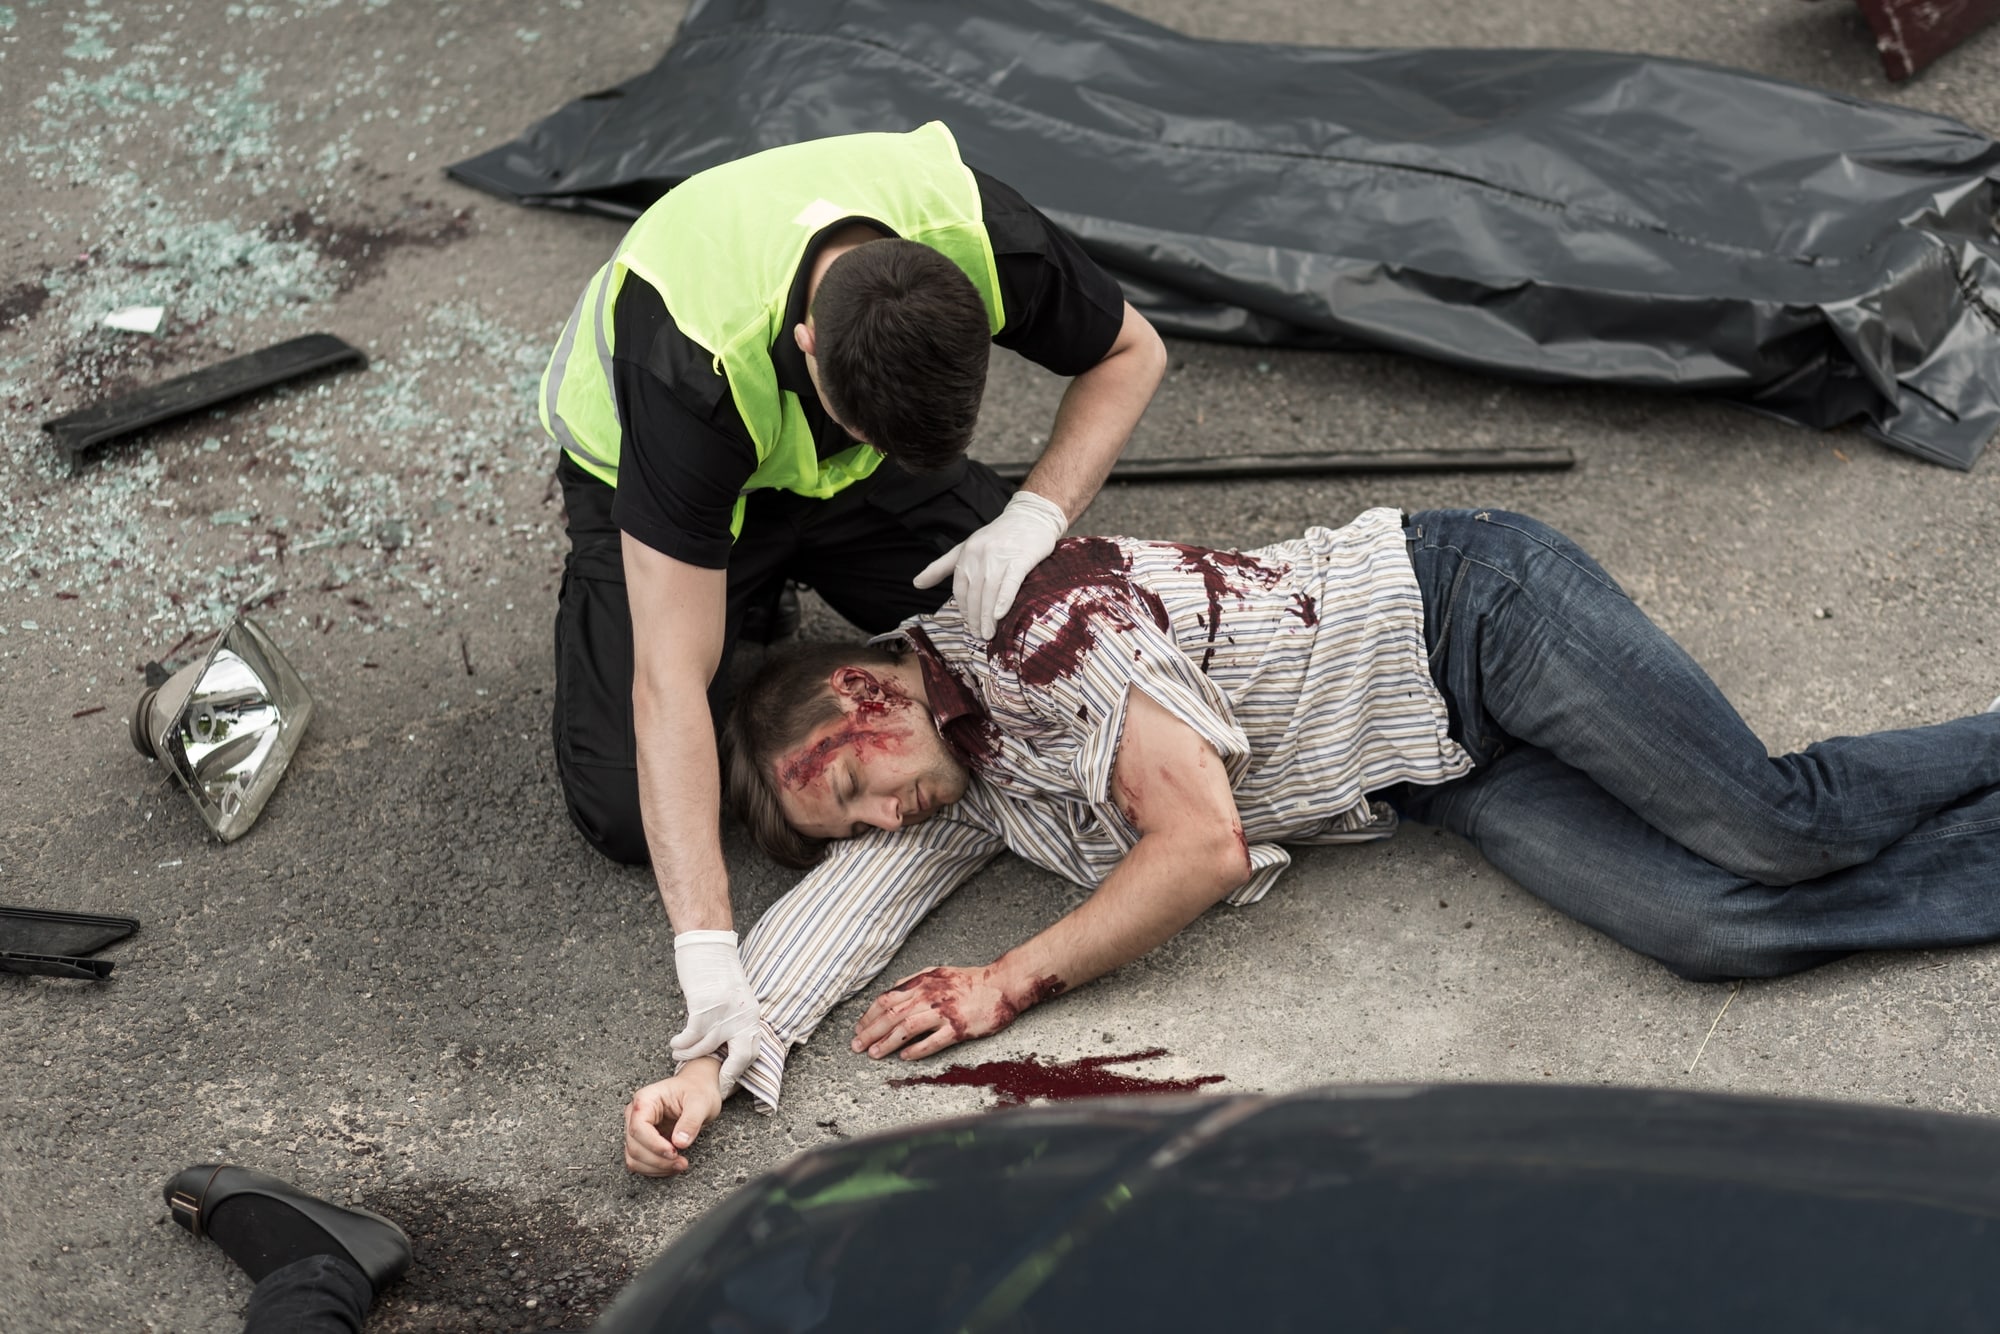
left=670, top=929, right=759, bottom=1096
left=913, top=489, right=1069, bottom=639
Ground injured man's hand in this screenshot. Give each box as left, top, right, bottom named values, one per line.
left=853, top=963, right=1062, bottom=1061
left=624, top=1058, right=725, bottom=1177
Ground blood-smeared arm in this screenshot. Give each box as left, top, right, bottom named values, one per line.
left=853, top=687, right=1251, bottom=1060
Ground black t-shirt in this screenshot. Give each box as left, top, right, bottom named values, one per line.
left=605, top=168, right=1128, bottom=568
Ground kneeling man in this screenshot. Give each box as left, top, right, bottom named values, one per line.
left=625, top=507, right=2000, bottom=1174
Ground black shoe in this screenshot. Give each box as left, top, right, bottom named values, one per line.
left=741, top=582, right=801, bottom=645
left=164, top=1163, right=413, bottom=1289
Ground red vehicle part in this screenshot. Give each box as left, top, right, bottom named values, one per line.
left=1855, top=0, right=2000, bottom=79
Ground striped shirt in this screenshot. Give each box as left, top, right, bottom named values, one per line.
left=734, top=506, right=1472, bottom=1109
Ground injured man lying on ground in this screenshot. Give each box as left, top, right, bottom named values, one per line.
left=622, top=506, right=2000, bottom=1175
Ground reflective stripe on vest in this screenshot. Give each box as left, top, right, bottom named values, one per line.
left=539, top=249, right=627, bottom=487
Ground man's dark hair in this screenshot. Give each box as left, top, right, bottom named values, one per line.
left=811, top=238, right=990, bottom=473
left=721, top=640, right=906, bottom=869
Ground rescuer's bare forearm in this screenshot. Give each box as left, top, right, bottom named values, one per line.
left=1020, top=301, right=1166, bottom=521
left=632, top=671, right=733, bottom=931
left=621, top=533, right=734, bottom=932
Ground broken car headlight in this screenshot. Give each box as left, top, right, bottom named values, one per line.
left=129, top=616, right=314, bottom=842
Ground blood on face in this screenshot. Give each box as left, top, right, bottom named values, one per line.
left=778, top=672, right=918, bottom=793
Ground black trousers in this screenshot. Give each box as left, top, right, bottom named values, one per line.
left=551, top=453, right=1009, bottom=865
left=244, top=1256, right=372, bottom=1334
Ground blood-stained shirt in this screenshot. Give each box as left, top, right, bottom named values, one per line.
left=731, top=506, right=1472, bottom=1110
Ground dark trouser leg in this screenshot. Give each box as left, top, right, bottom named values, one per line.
left=549, top=454, right=1008, bottom=866
left=1397, top=745, right=2000, bottom=980
left=1405, top=509, right=2000, bottom=885
left=551, top=457, right=649, bottom=865
left=243, top=1255, right=373, bottom=1334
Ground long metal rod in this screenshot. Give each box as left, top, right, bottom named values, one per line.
left=984, top=446, right=1574, bottom=484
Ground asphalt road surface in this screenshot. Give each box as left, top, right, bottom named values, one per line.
left=1, top=1, right=1996, bottom=1329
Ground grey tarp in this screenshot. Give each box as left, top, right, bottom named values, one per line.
left=449, top=0, right=2000, bottom=469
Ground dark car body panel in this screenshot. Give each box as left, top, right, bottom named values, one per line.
left=595, top=1083, right=2000, bottom=1332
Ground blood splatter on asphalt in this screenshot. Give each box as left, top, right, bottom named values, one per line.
left=889, top=1048, right=1226, bottom=1105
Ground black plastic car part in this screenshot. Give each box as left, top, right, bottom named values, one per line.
left=41, top=334, right=367, bottom=463
left=0, top=906, right=138, bottom=981
left=986, top=446, right=1575, bottom=484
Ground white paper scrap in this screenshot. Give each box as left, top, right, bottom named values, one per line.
left=103, top=305, right=165, bottom=333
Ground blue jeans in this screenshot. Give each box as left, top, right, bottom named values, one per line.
left=1392, top=509, right=2000, bottom=981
